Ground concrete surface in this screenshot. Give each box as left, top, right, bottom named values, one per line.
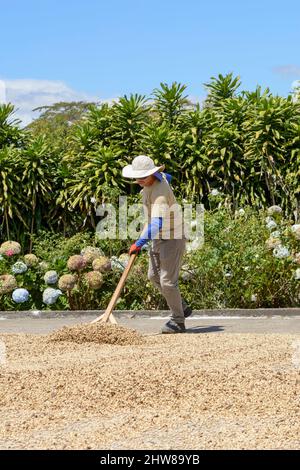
left=2, top=308, right=300, bottom=319
left=1, top=314, right=300, bottom=335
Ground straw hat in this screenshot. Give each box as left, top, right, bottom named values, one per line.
left=122, top=155, right=165, bottom=179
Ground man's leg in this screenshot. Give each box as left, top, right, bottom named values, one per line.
left=148, top=241, right=161, bottom=290
left=159, top=239, right=186, bottom=325
left=148, top=239, right=192, bottom=320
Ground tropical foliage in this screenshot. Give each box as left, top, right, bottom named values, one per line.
left=0, top=74, right=300, bottom=249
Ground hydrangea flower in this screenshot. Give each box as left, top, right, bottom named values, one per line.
left=291, top=224, right=300, bottom=240
left=110, top=256, right=125, bottom=272
left=12, top=288, right=30, bottom=303
left=266, top=220, right=277, bottom=231
left=267, top=205, right=282, bottom=216
left=210, top=189, right=220, bottom=196
left=293, top=253, right=300, bottom=265
left=186, top=238, right=202, bottom=252
left=273, top=245, right=290, bottom=259
left=67, top=255, right=87, bottom=271
left=92, top=256, right=111, bottom=272
left=24, top=254, right=39, bottom=267
left=39, top=261, right=49, bottom=271
left=0, top=241, right=21, bottom=256
left=271, top=230, right=281, bottom=239
left=294, top=269, right=300, bottom=280
left=0, top=274, right=17, bottom=294
left=236, top=208, right=245, bottom=216
left=80, top=246, right=104, bottom=264
left=119, top=253, right=130, bottom=267
left=44, top=270, right=58, bottom=285
left=11, top=261, right=28, bottom=274
left=58, top=274, right=77, bottom=291
left=43, top=288, right=62, bottom=305
left=265, top=237, right=281, bottom=250
left=265, top=216, right=274, bottom=224
left=84, top=271, right=103, bottom=289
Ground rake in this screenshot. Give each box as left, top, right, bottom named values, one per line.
left=90, top=253, right=137, bottom=324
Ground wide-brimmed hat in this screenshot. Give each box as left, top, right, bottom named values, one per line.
left=122, top=155, right=165, bottom=179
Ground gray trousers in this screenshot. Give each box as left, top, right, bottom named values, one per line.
left=148, top=238, right=187, bottom=323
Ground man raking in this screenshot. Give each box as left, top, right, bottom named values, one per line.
left=122, top=155, right=192, bottom=334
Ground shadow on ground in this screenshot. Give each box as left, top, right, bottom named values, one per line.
left=186, top=325, right=224, bottom=334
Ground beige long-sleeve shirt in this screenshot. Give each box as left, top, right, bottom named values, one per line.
left=141, top=176, right=184, bottom=239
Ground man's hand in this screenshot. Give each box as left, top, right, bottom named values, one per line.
left=129, top=243, right=141, bottom=255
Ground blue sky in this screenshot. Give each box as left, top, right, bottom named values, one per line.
left=1, top=0, right=300, bottom=124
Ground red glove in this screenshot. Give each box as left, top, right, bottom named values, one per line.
left=129, top=243, right=141, bottom=255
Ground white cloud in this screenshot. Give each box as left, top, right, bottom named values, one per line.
left=0, top=79, right=105, bottom=126
left=0, top=80, right=6, bottom=103
left=273, top=65, right=300, bottom=77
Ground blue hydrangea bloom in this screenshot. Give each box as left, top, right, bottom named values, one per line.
left=43, top=288, right=62, bottom=305
left=44, top=270, right=58, bottom=285
left=12, top=288, right=30, bottom=303
left=11, top=261, right=28, bottom=275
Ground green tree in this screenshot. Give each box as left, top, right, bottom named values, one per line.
left=152, top=82, right=190, bottom=126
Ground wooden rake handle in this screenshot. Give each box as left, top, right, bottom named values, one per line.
left=91, top=253, right=137, bottom=324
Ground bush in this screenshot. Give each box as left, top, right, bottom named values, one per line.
left=1, top=204, right=300, bottom=311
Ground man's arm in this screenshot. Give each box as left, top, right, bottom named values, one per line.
left=129, top=217, right=162, bottom=254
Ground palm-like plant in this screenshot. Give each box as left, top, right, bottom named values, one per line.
left=0, top=146, right=27, bottom=239
left=177, top=105, right=211, bottom=201
left=21, top=136, right=56, bottom=251
left=71, top=103, right=114, bottom=155
left=141, top=122, right=177, bottom=171
left=243, top=95, right=297, bottom=207
left=204, top=73, right=241, bottom=108
left=111, top=94, right=150, bottom=157
left=152, top=82, right=190, bottom=126
left=0, top=104, right=24, bottom=148
left=63, top=145, right=126, bottom=228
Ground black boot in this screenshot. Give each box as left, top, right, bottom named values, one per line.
left=161, top=320, right=186, bottom=334
left=182, top=299, right=193, bottom=318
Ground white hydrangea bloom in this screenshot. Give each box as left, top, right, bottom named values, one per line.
left=43, top=288, right=62, bottom=305
left=291, top=224, right=300, bottom=240
left=267, top=205, right=282, bottom=215
left=44, top=270, right=58, bottom=285
left=271, top=230, right=281, bottom=239
left=273, top=245, right=290, bottom=259
left=210, top=189, right=220, bottom=196
left=110, top=256, right=125, bottom=272
left=11, top=261, right=28, bottom=275
left=266, top=220, right=277, bottom=231
left=186, top=238, right=202, bottom=253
